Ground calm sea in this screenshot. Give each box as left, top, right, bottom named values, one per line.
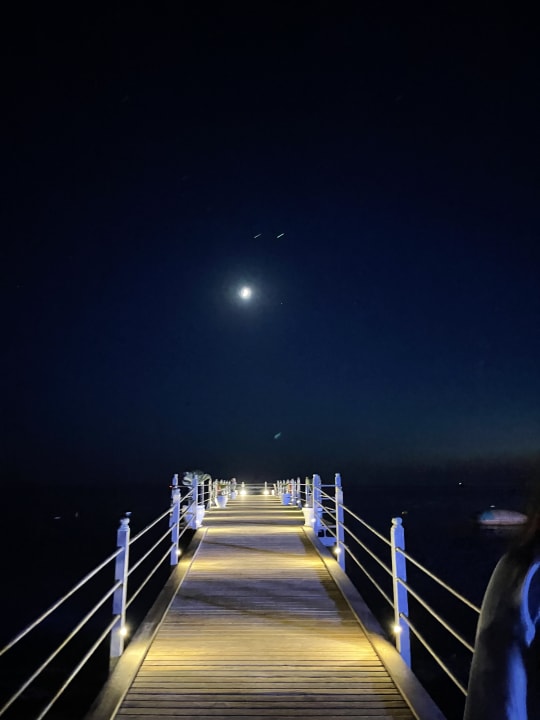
left=0, top=477, right=530, bottom=720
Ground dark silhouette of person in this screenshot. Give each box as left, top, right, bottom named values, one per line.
left=464, top=482, right=540, bottom=719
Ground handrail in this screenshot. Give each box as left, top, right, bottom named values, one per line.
left=0, top=581, right=121, bottom=716
left=343, top=545, right=395, bottom=608
left=397, top=547, right=481, bottom=613
left=300, top=472, right=480, bottom=702
left=343, top=504, right=392, bottom=546
left=398, top=578, right=475, bottom=653
left=4, top=472, right=485, bottom=719
left=127, top=544, right=173, bottom=608
left=130, top=505, right=175, bottom=544
left=402, top=614, right=468, bottom=695
left=35, top=616, right=120, bottom=720
left=0, top=472, right=200, bottom=719
left=128, top=523, right=173, bottom=575
left=0, top=545, right=122, bottom=659
left=343, top=526, right=393, bottom=577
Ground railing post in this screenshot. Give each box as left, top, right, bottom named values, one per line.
left=170, top=474, right=181, bottom=565
left=201, top=473, right=211, bottom=515
left=110, top=515, right=130, bottom=668
left=335, top=473, right=345, bottom=571
left=202, top=474, right=210, bottom=509
left=305, top=476, right=312, bottom=507
left=391, top=517, right=411, bottom=666
left=313, top=474, right=322, bottom=533
left=188, top=474, right=199, bottom=529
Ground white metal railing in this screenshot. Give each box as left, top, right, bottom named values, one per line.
left=281, top=473, right=481, bottom=697
left=0, top=472, right=206, bottom=720
left=2, top=471, right=483, bottom=717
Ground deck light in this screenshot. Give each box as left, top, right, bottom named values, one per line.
left=393, top=624, right=402, bottom=634
left=240, top=488, right=247, bottom=496
left=120, top=626, right=128, bottom=637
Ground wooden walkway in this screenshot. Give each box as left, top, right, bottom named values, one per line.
left=88, top=492, right=444, bottom=720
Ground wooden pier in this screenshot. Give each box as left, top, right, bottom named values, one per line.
left=86, top=492, right=444, bottom=720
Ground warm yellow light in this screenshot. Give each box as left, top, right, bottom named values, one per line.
left=393, top=624, right=402, bottom=634
left=333, top=546, right=341, bottom=556
left=240, top=488, right=247, bottom=495
left=263, top=489, right=269, bottom=495
left=120, top=626, right=128, bottom=637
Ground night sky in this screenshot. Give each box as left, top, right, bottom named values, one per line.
left=2, top=4, right=539, bottom=486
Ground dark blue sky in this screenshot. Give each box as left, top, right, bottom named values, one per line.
left=2, top=4, right=539, bottom=485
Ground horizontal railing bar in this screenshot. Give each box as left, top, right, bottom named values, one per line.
left=321, top=507, right=337, bottom=523
left=177, top=522, right=193, bottom=542
left=396, top=548, right=481, bottom=614
left=2, top=481, right=479, bottom=720
left=129, top=506, right=172, bottom=545
left=128, top=523, right=172, bottom=576
left=318, top=488, right=334, bottom=500
left=401, top=614, right=468, bottom=696
left=174, top=520, right=189, bottom=541
left=179, top=505, right=191, bottom=522
left=342, top=505, right=392, bottom=546
left=321, top=526, right=337, bottom=541
left=0, top=581, right=121, bottom=717
left=34, top=615, right=120, bottom=720
left=398, top=579, right=475, bottom=653
left=0, top=547, right=122, bottom=659
left=343, top=526, right=393, bottom=577
left=126, top=544, right=172, bottom=609
left=344, top=549, right=394, bottom=608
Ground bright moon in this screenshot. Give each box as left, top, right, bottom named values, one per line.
left=239, top=286, right=253, bottom=300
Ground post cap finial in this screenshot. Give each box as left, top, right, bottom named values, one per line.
left=392, top=517, right=403, bottom=526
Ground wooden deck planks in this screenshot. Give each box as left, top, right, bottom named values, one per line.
left=114, top=494, right=415, bottom=720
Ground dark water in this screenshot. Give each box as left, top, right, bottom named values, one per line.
left=0, top=482, right=189, bottom=720
left=341, top=481, right=528, bottom=720
left=0, top=478, right=529, bottom=719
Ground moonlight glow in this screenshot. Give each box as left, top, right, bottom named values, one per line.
left=239, top=286, right=253, bottom=300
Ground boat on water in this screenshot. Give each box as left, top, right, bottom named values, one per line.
left=477, top=508, right=527, bottom=526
